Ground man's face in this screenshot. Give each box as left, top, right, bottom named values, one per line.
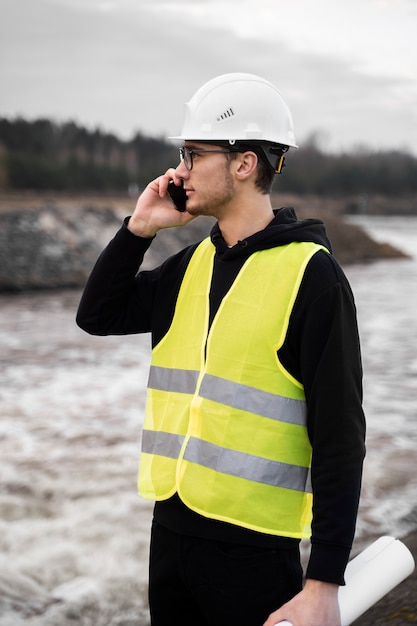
left=175, top=141, right=236, bottom=218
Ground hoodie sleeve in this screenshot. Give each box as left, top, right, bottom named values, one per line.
left=76, top=219, right=156, bottom=336
left=279, top=249, right=366, bottom=585
left=76, top=218, right=197, bottom=342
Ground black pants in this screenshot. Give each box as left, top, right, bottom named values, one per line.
left=148, top=521, right=303, bottom=626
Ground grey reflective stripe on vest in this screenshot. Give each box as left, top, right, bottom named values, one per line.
left=148, top=367, right=306, bottom=426
left=141, top=429, right=185, bottom=459
left=185, top=438, right=312, bottom=493
left=199, top=374, right=306, bottom=426
left=148, top=366, right=199, bottom=394
left=141, top=430, right=311, bottom=494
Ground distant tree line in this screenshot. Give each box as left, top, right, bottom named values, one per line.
left=0, top=117, right=416, bottom=198
left=278, top=138, right=417, bottom=197
left=0, top=117, right=177, bottom=193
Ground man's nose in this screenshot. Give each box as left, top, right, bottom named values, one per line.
left=175, top=158, right=189, bottom=179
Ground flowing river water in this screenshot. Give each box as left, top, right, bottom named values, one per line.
left=1, top=214, right=417, bottom=624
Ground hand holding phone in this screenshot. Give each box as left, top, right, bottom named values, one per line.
left=167, top=181, right=187, bottom=212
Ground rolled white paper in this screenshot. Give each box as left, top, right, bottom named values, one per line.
left=339, top=536, right=414, bottom=625
left=274, top=536, right=414, bottom=626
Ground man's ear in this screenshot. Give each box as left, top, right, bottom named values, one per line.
left=234, top=151, right=258, bottom=180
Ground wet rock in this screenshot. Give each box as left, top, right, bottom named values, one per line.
left=0, top=204, right=125, bottom=291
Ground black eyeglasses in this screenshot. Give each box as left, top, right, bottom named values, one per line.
left=179, top=146, right=233, bottom=171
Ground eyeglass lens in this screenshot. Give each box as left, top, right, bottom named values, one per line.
left=179, top=147, right=192, bottom=170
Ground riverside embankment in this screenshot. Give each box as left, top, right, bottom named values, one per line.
left=0, top=192, right=408, bottom=292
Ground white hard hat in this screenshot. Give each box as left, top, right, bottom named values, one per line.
left=169, top=72, right=298, bottom=149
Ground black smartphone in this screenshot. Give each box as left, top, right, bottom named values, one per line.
left=167, top=181, right=187, bottom=212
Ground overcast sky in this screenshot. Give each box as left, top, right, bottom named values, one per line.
left=1, top=0, right=416, bottom=155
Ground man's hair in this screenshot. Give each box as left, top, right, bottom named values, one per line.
left=244, top=145, right=277, bottom=194
left=218, top=141, right=283, bottom=194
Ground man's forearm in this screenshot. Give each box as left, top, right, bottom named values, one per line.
left=76, top=221, right=153, bottom=335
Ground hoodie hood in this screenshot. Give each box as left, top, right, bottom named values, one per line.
left=210, top=206, right=332, bottom=259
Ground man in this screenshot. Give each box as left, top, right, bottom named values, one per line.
left=76, top=73, right=366, bottom=626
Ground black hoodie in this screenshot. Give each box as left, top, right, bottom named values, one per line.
left=76, top=207, right=366, bottom=585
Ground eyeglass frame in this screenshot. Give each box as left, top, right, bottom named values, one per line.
left=179, top=146, right=235, bottom=171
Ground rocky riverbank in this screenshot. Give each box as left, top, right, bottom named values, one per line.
left=0, top=193, right=408, bottom=291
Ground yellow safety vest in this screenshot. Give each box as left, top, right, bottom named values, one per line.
left=138, top=237, right=327, bottom=538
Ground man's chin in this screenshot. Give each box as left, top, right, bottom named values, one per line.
left=185, top=203, right=207, bottom=217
